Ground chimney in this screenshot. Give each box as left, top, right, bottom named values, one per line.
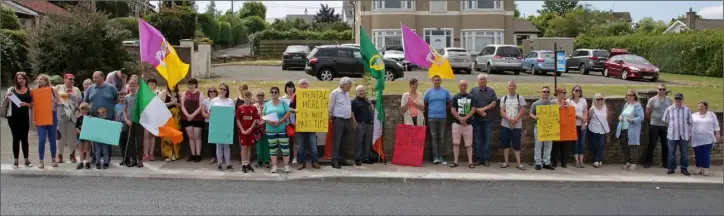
left=304, top=8, right=308, bottom=15
left=686, top=7, right=696, bottom=30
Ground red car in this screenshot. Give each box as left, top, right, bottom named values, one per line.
left=603, top=52, right=660, bottom=82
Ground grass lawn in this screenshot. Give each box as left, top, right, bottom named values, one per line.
left=212, top=60, right=281, bottom=67
left=193, top=73, right=723, bottom=111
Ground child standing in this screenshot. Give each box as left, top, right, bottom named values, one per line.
left=236, top=90, right=258, bottom=173
left=75, top=103, right=91, bottom=169
left=116, top=91, right=128, bottom=166
left=94, top=107, right=111, bottom=169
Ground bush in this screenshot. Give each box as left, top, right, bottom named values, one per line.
left=0, top=29, right=28, bottom=85
left=109, top=17, right=139, bottom=40
left=575, top=30, right=723, bottom=77
left=144, top=7, right=197, bottom=45
left=218, top=21, right=232, bottom=45
left=1, top=6, right=22, bottom=30
left=249, top=29, right=352, bottom=55
left=241, top=16, right=268, bottom=35
left=197, top=13, right=219, bottom=42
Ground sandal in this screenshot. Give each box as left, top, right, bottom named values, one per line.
left=517, top=165, right=526, bottom=170
left=449, top=163, right=459, bottom=168
left=12, top=160, right=19, bottom=169
left=500, top=163, right=509, bottom=168
left=52, top=162, right=58, bottom=167
left=468, top=164, right=475, bottom=169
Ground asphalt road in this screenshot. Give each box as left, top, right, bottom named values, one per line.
left=2, top=175, right=721, bottom=215
left=211, top=65, right=660, bottom=84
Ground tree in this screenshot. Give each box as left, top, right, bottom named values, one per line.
left=242, top=16, right=268, bottom=35
left=144, top=7, right=197, bottom=45
left=635, top=17, right=668, bottom=34
left=270, top=18, right=309, bottom=31
left=314, top=3, right=342, bottom=23
left=239, top=1, right=267, bottom=20
left=96, top=1, right=132, bottom=18
left=1, top=6, right=22, bottom=30
left=197, top=13, right=220, bottom=43
left=162, top=0, right=196, bottom=11
left=27, top=6, right=135, bottom=82
left=204, top=0, right=220, bottom=18
left=539, top=0, right=578, bottom=16
left=543, top=5, right=609, bottom=37
left=108, top=17, right=139, bottom=39
left=514, top=4, right=521, bottom=18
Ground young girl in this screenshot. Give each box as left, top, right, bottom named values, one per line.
left=236, top=90, right=258, bottom=173
left=94, top=107, right=110, bottom=169
left=209, top=83, right=235, bottom=171
left=116, top=90, right=129, bottom=166
left=75, top=103, right=91, bottom=169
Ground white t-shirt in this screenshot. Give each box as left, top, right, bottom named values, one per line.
left=568, top=98, right=588, bottom=126
left=500, top=94, right=527, bottom=129
left=691, top=111, right=720, bottom=147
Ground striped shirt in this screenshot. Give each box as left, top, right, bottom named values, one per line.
left=662, top=105, right=692, bottom=141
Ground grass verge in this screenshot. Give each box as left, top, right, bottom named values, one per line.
left=212, top=60, right=281, bottom=67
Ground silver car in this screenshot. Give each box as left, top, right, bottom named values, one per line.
left=440, top=47, right=472, bottom=74
left=474, top=44, right=524, bottom=75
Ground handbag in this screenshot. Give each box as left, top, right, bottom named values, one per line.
left=1, top=87, right=15, bottom=119
left=283, top=102, right=296, bottom=136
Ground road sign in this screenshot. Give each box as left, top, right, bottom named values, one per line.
left=556, top=51, right=566, bottom=72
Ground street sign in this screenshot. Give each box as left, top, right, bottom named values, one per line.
left=556, top=51, right=566, bottom=72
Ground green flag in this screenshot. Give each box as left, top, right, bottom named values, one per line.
left=358, top=26, right=385, bottom=122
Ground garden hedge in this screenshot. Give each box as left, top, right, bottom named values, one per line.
left=575, top=30, right=722, bottom=77
left=249, top=29, right=352, bottom=54
left=0, top=29, right=28, bottom=86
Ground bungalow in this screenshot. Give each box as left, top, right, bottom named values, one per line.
left=513, top=19, right=541, bottom=46
left=1, top=0, right=67, bottom=29
left=664, top=8, right=724, bottom=34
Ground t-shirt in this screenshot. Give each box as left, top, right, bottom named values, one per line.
left=351, top=97, right=374, bottom=123
left=124, top=94, right=136, bottom=121
left=263, top=100, right=289, bottom=133
left=424, top=87, right=451, bottom=119
left=530, top=99, right=555, bottom=127
left=236, top=104, right=259, bottom=134
left=469, top=86, right=498, bottom=121
left=202, top=98, right=211, bottom=123
left=500, top=94, right=527, bottom=129
left=75, top=115, right=85, bottom=130
left=621, top=104, right=635, bottom=129
left=84, top=83, right=119, bottom=120
left=567, top=98, right=588, bottom=126
left=114, top=103, right=124, bottom=122
left=452, top=93, right=475, bottom=125
left=646, top=96, right=672, bottom=126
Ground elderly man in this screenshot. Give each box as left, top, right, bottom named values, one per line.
left=469, top=73, right=498, bottom=167
left=55, top=73, right=82, bottom=164
left=291, top=79, right=321, bottom=170
left=663, top=93, right=693, bottom=175
left=352, top=85, right=374, bottom=166
left=329, top=77, right=354, bottom=169
left=84, top=71, right=119, bottom=169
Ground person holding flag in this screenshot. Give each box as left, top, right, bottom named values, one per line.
left=400, top=24, right=454, bottom=80
left=131, top=80, right=184, bottom=160
left=358, top=26, right=386, bottom=163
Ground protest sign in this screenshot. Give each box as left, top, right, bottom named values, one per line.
left=208, top=106, right=235, bottom=144
left=80, top=116, right=122, bottom=145
left=31, top=87, right=53, bottom=126
left=559, top=106, right=578, bottom=141
left=296, top=89, right=330, bottom=132
left=536, top=104, right=560, bottom=141
left=392, top=124, right=426, bottom=167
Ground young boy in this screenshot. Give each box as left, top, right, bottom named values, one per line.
left=94, top=107, right=111, bottom=169
left=76, top=103, right=91, bottom=170
left=121, top=79, right=143, bottom=168
left=116, top=91, right=129, bottom=166
left=236, top=90, right=258, bottom=173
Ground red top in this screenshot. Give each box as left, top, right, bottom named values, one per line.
left=182, top=91, right=204, bottom=122
left=236, top=104, right=259, bottom=144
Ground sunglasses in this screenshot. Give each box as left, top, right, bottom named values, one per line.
left=219, top=88, right=227, bottom=91
left=542, top=91, right=550, bottom=93
left=596, top=98, right=603, bottom=101
left=574, top=89, right=581, bottom=92
left=658, top=88, right=666, bottom=91
left=270, top=91, right=279, bottom=94
left=15, top=72, right=26, bottom=75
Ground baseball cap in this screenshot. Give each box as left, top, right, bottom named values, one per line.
left=64, top=73, right=75, bottom=79
left=674, top=93, right=683, bottom=100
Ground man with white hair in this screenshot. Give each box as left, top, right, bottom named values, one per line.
left=291, top=78, right=321, bottom=170
left=351, top=85, right=374, bottom=166
left=469, top=73, right=498, bottom=167
left=328, top=77, right=354, bottom=169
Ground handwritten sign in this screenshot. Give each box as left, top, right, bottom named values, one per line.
left=392, top=124, right=426, bottom=167
left=208, top=106, right=235, bottom=144
left=559, top=106, right=578, bottom=141
left=31, top=87, right=53, bottom=126
left=536, top=104, right=560, bottom=141
left=296, top=89, right=330, bottom=132
left=80, top=116, right=122, bottom=145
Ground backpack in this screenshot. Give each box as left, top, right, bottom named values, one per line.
left=503, top=94, right=521, bottom=112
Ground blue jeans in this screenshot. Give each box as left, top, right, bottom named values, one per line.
left=667, top=139, right=689, bottom=170
left=37, top=111, right=58, bottom=161
left=474, top=120, right=492, bottom=163
left=589, top=132, right=606, bottom=162
left=693, top=144, right=713, bottom=168
left=574, top=126, right=585, bottom=155
left=296, top=132, right=318, bottom=163
left=93, top=142, right=110, bottom=165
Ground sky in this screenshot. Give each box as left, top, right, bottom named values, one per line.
left=189, top=1, right=724, bottom=22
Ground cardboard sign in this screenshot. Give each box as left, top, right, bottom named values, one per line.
left=559, top=106, right=578, bottom=141
left=536, top=104, right=560, bottom=142
left=208, top=105, right=235, bottom=144
left=296, top=89, right=330, bottom=132
left=79, top=116, right=122, bottom=145
left=31, top=87, right=53, bottom=126
left=392, top=124, right=426, bottom=167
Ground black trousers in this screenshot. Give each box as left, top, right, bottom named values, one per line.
left=551, top=141, right=571, bottom=165
left=645, top=125, right=669, bottom=166
left=8, top=115, right=30, bottom=159
left=120, top=123, right=144, bottom=162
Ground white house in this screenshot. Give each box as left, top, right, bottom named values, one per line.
left=664, top=8, right=724, bottom=34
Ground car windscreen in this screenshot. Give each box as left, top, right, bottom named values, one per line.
left=539, top=52, right=554, bottom=59
left=446, top=49, right=469, bottom=55
left=285, top=46, right=309, bottom=53
left=622, top=55, right=651, bottom=65
left=496, top=47, right=520, bottom=57
left=593, top=51, right=610, bottom=58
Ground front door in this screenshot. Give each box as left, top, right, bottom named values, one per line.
left=430, top=35, right=447, bottom=52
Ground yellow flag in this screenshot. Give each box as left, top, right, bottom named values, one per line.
left=154, top=45, right=189, bottom=90
left=427, top=50, right=455, bottom=79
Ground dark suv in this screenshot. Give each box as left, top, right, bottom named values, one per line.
left=564, top=49, right=610, bottom=74
left=281, top=45, right=310, bottom=70
left=304, top=45, right=405, bottom=81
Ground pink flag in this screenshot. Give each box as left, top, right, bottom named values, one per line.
left=401, top=24, right=433, bottom=68
left=138, top=18, right=189, bottom=90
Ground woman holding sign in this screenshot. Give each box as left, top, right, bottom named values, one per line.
left=615, top=90, right=644, bottom=171
left=210, top=83, right=236, bottom=171
left=400, top=78, right=425, bottom=126
left=263, top=86, right=292, bottom=173
left=551, top=88, right=572, bottom=168
left=33, top=74, right=63, bottom=169
left=4, top=72, right=33, bottom=168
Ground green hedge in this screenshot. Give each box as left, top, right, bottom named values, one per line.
left=0, top=29, right=28, bottom=86
left=575, top=30, right=723, bottom=77
left=109, top=17, right=138, bottom=40
left=249, top=29, right=352, bottom=54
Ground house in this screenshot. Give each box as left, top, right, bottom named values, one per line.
left=513, top=19, right=540, bottom=45
left=353, top=0, right=516, bottom=53
left=610, top=12, right=632, bottom=22
left=1, top=0, right=67, bottom=29
left=342, top=1, right=355, bottom=25
left=285, top=9, right=315, bottom=23
left=664, top=8, right=724, bottom=34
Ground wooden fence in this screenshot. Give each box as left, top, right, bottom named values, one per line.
left=255, top=40, right=354, bottom=58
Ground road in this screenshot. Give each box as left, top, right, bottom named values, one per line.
left=211, top=65, right=662, bottom=84
left=2, top=175, right=721, bottom=215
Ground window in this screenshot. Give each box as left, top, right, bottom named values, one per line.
left=372, top=30, right=406, bottom=50
left=353, top=50, right=362, bottom=58
left=285, top=45, right=309, bottom=53
left=495, top=46, right=520, bottom=57
left=373, top=0, right=414, bottom=10
left=515, top=35, right=530, bottom=46
left=430, top=0, right=447, bottom=13
left=462, top=0, right=500, bottom=10
left=461, top=30, right=504, bottom=54
left=593, top=50, right=610, bottom=58
left=336, top=49, right=353, bottom=58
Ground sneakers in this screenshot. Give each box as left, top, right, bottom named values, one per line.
left=209, top=158, right=217, bottom=164
left=76, top=163, right=84, bottom=170
left=102, top=163, right=109, bottom=169
left=311, top=162, right=321, bottom=169
left=628, top=164, right=637, bottom=171
left=142, top=155, right=149, bottom=162
left=292, top=159, right=297, bottom=164
left=535, top=165, right=542, bottom=170
left=217, top=165, right=223, bottom=171
left=84, top=162, right=90, bottom=169
left=170, top=156, right=176, bottom=161
left=622, top=162, right=631, bottom=169
left=593, top=162, right=600, bottom=168
left=271, top=165, right=278, bottom=173
left=433, top=158, right=441, bottom=165
left=226, top=165, right=233, bottom=171
left=164, top=158, right=171, bottom=162
left=149, top=155, right=155, bottom=161
left=284, top=165, right=290, bottom=173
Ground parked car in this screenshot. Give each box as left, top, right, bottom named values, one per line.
left=521, top=50, right=560, bottom=76
left=564, top=49, right=610, bottom=74
left=603, top=54, right=660, bottom=81
left=304, top=45, right=405, bottom=81
left=440, top=47, right=472, bottom=74
left=381, top=45, right=414, bottom=71
left=340, top=43, right=359, bottom=48
left=474, top=44, right=524, bottom=75
left=281, top=45, right=310, bottom=70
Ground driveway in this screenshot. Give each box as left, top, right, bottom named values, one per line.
left=210, top=65, right=659, bottom=84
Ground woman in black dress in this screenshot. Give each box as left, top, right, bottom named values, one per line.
left=4, top=72, right=33, bottom=168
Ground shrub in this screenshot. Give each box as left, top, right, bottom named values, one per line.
left=109, top=17, right=139, bottom=40
left=0, top=29, right=28, bottom=85
left=144, top=7, right=197, bottom=45
left=197, top=13, right=219, bottom=42
left=575, top=30, right=723, bottom=77
left=1, top=6, right=22, bottom=30
left=249, top=29, right=352, bottom=55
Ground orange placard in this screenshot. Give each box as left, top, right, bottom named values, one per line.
left=559, top=106, right=578, bottom=141
left=31, top=87, right=53, bottom=126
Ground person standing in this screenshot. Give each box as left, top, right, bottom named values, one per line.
left=264, top=86, right=292, bottom=173
left=4, top=72, right=33, bottom=168
left=530, top=86, right=555, bottom=170
left=424, top=75, right=452, bottom=165
left=281, top=81, right=298, bottom=164
left=84, top=71, right=119, bottom=169
left=236, top=90, right=258, bottom=173
left=121, top=79, right=143, bottom=168
left=201, top=87, right=218, bottom=164
left=450, top=80, right=476, bottom=168
left=644, top=84, right=672, bottom=168
left=351, top=85, right=374, bottom=166
left=499, top=80, right=527, bottom=170
left=615, top=90, right=644, bottom=171
left=75, top=103, right=92, bottom=169
left=662, top=93, right=693, bottom=175
left=690, top=101, right=721, bottom=176
left=293, top=79, right=320, bottom=170
left=210, top=83, right=236, bottom=171
left=159, top=85, right=181, bottom=161
left=469, top=74, right=498, bottom=167
left=329, top=77, right=354, bottom=169
left=233, top=84, right=249, bottom=163
left=34, top=74, right=63, bottom=169
left=551, top=88, right=571, bottom=168
left=587, top=94, right=610, bottom=168
left=105, top=68, right=127, bottom=93
left=568, top=85, right=588, bottom=168
left=253, top=91, right=270, bottom=168
left=400, top=78, right=425, bottom=126
left=181, top=78, right=205, bottom=162
left=55, top=73, right=81, bottom=164
left=142, top=78, right=160, bottom=161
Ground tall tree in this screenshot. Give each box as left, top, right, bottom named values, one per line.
left=239, top=1, right=267, bottom=20
left=635, top=17, right=668, bottom=34
left=162, top=0, right=196, bottom=10
left=314, top=3, right=341, bottom=23
left=204, top=1, right=220, bottom=18
left=514, top=3, right=521, bottom=18
left=538, top=0, right=578, bottom=16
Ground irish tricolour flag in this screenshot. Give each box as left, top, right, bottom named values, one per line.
left=132, top=80, right=183, bottom=144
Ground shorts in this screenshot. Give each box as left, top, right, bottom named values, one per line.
left=500, top=127, right=521, bottom=151
left=238, top=134, right=255, bottom=146
left=183, top=121, right=204, bottom=128
left=451, top=123, right=473, bottom=147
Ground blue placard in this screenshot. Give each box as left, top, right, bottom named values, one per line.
left=79, top=116, right=122, bottom=146
left=556, top=51, right=566, bottom=72
left=208, top=106, right=235, bottom=145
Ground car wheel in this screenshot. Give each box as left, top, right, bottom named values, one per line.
left=318, top=68, right=334, bottom=81
left=531, top=66, right=537, bottom=75
left=650, top=77, right=659, bottom=82
left=281, top=65, right=287, bottom=70
left=603, top=68, right=610, bottom=77
left=579, top=64, right=589, bottom=75
left=486, top=63, right=493, bottom=74
left=514, top=70, right=521, bottom=75
left=384, top=69, right=395, bottom=81
left=474, top=61, right=480, bottom=71
left=621, top=69, right=629, bottom=80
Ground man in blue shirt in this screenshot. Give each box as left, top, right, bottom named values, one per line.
left=424, top=75, right=451, bottom=165
left=83, top=71, right=119, bottom=169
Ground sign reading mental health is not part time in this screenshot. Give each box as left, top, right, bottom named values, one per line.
left=296, top=89, right=330, bottom=132
left=536, top=104, right=561, bottom=142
